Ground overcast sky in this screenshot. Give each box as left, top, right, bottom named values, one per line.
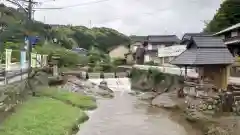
left=5, top=0, right=222, bottom=37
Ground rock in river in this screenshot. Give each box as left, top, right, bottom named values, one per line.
left=151, top=93, right=178, bottom=109
left=62, top=76, right=114, bottom=98
left=137, top=92, right=158, bottom=101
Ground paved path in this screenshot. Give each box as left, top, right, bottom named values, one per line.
left=133, top=64, right=240, bottom=85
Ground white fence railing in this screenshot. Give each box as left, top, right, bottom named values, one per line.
left=133, top=64, right=240, bottom=85
left=133, top=64, right=198, bottom=78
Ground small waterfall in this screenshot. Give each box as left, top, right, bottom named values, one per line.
left=89, top=78, right=131, bottom=93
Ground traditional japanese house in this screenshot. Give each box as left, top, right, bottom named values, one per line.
left=214, top=23, right=240, bottom=57
left=213, top=23, right=240, bottom=76
left=157, top=45, right=186, bottom=66
left=129, top=36, right=147, bottom=53
left=170, top=36, right=234, bottom=89
left=144, top=35, right=180, bottom=63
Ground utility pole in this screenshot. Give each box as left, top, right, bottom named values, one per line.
left=89, top=20, right=92, bottom=28
left=27, top=0, right=34, bottom=95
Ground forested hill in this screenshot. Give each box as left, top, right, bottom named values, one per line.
left=50, top=25, right=131, bottom=51
left=204, top=0, right=240, bottom=32
left=0, top=4, right=130, bottom=51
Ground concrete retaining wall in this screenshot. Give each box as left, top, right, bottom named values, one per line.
left=63, top=71, right=128, bottom=79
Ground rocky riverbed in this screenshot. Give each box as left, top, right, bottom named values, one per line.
left=135, top=89, right=240, bottom=135
left=60, top=75, right=114, bottom=99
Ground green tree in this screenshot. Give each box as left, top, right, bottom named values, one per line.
left=1, top=4, right=130, bottom=53
left=204, top=0, right=240, bottom=32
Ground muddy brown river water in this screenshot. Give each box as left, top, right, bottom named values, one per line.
left=77, top=78, right=199, bottom=135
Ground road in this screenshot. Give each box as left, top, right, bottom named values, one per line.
left=133, top=64, right=240, bottom=85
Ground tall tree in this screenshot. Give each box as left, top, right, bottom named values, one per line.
left=204, top=0, right=240, bottom=32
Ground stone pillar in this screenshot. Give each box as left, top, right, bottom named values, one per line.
left=53, top=65, right=58, bottom=77
left=51, top=54, right=60, bottom=77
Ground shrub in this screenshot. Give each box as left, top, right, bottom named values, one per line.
left=100, top=63, right=114, bottom=72
left=145, top=61, right=158, bottom=66
left=112, top=58, right=126, bottom=66
left=147, top=68, right=165, bottom=86
left=34, top=45, right=88, bottom=67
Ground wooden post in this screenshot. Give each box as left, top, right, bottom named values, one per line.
left=184, top=66, right=187, bottom=79
left=221, top=66, right=230, bottom=90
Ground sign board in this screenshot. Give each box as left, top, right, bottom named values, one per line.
left=36, top=54, right=42, bottom=67
left=158, top=45, right=186, bottom=58
left=31, top=53, right=37, bottom=68
left=42, top=55, right=48, bottom=67
left=20, top=51, right=26, bottom=69
left=5, top=49, right=12, bottom=71
left=25, top=36, right=39, bottom=49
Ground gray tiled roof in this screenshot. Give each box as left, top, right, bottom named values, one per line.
left=147, top=35, right=180, bottom=43
left=170, top=48, right=234, bottom=65
left=191, top=36, right=226, bottom=48
left=171, top=36, right=234, bottom=66
left=182, top=33, right=213, bottom=40
left=130, top=36, right=147, bottom=42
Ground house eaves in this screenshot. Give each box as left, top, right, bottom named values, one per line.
left=213, top=23, right=240, bottom=36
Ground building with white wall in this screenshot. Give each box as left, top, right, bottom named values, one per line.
left=144, top=35, right=181, bottom=63
left=157, top=45, right=186, bottom=65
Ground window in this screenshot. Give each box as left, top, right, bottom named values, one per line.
left=231, top=31, right=238, bottom=37
left=225, top=32, right=231, bottom=39
left=148, top=44, right=153, bottom=50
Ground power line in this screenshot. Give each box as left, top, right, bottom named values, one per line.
left=96, top=7, right=170, bottom=24
left=33, top=0, right=112, bottom=10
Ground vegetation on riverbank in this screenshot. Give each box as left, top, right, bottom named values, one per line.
left=130, top=68, right=175, bottom=92
left=37, top=87, right=97, bottom=110
left=0, top=86, right=97, bottom=135
left=0, top=97, right=88, bottom=135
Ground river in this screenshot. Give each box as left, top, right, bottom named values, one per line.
left=77, top=78, right=198, bottom=135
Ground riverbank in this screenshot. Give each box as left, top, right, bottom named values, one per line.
left=0, top=75, right=108, bottom=135
left=0, top=96, right=89, bottom=135
left=131, top=67, right=240, bottom=135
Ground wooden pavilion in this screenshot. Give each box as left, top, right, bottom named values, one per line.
left=170, top=36, right=234, bottom=90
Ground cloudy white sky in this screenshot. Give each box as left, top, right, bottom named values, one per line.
left=5, top=0, right=223, bottom=37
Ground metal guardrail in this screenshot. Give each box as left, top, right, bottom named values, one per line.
left=0, top=62, right=29, bottom=85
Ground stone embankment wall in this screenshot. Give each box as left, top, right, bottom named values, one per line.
left=130, top=67, right=184, bottom=92
left=0, top=72, right=49, bottom=122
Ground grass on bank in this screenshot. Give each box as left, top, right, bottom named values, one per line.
left=37, top=87, right=97, bottom=110
left=0, top=97, right=88, bottom=135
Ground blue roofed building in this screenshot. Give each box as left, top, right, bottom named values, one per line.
left=72, top=47, right=88, bottom=56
